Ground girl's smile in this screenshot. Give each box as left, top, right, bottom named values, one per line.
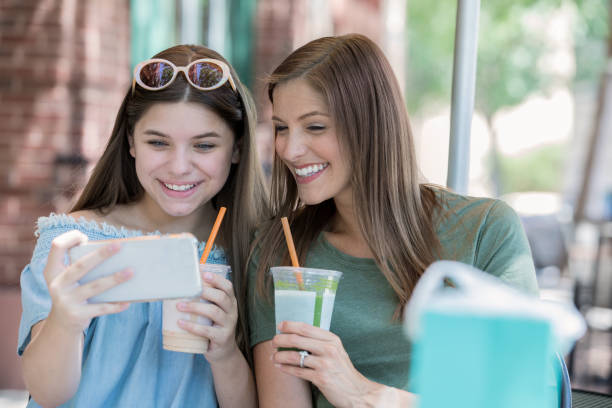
left=159, top=180, right=203, bottom=197
left=130, top=101, right=238, bottom=218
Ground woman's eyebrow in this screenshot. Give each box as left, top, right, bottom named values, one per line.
left=298, top=111, right=330, bottom=120
left=143, top=129, right=220, bottom=139
left=271, top=111, right=330, bottom=122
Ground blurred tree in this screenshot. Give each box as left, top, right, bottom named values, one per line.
left=405, top=0, right=580, bottom=195
left=405, top=1, right=455, bottom=113
left=572, top=0, right=609, bottom=86
left=476, top=1, right=561, bottom=196
left=497, top=143, right=566, bottom=193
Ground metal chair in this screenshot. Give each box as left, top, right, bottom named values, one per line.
left=571, top=389, right=612, bottom=408
left=571, top=222, right=612, bottom=388
left=553, top=352, right=612, bottom=407
left=557, top=352, right=572, bottom=408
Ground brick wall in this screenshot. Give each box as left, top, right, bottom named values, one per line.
left=0, top=0, right=131, bottom=286
left=0, top=0, right=389, bottom=285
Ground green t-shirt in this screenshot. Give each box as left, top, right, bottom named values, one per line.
left=248, top=189, right=538, bottom=407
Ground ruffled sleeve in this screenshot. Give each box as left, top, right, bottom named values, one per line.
left=18, top=216, right=82, bottom=355
left=18, top=213, right=228, bottom=356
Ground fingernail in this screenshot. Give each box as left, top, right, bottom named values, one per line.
left=178, top=319, right=186, bottom=327
left=177, top=302, right=187, bottom=310
left=107, top=242, right=121, bottom=253
left=274, top=363, right=281, bottom=368
left=204, top=272, right=213, bottom=281
left=120, top=268, right=133, bottom=278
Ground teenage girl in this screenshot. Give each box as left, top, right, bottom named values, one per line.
left=19, top=45, right=268, bottom=407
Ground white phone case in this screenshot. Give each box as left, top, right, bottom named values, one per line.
left=70, top=233, right=202, bottom=303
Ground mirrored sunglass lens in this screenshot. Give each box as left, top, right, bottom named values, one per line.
left=139, top=62, right=174, bottom=88
left=189, top=62, right=224, bottom=88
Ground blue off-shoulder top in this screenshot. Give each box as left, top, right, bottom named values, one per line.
left=19, top=213, right=228, bottom=408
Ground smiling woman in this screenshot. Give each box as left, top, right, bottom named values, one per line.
left=17, top=45, right=268, bottom=408
left=248, top=34, right=538, bottom=408
left=272, top=80, right=349, bottom=206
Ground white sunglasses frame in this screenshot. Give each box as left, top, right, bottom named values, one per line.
left=132, top=58, right=237, bottom=94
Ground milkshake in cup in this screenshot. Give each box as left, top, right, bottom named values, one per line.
left=271, top=267, right=342, bottom=332
left=162, top=263, right=231, bottom=353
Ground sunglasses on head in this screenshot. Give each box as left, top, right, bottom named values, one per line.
left=132, top=58, right=237, bottom=94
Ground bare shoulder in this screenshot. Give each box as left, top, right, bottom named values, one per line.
left=69, top=209, right=105, bottom=223
left=69, top=208, right=125, bottom=227
left=71, top=205, right=145, bottom=232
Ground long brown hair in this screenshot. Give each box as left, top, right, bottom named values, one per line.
left=253, top=34, right=439, bottom=318
left=71, top=44, right=269, bottom=361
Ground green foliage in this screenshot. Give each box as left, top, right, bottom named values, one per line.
left=572, top=0, right=609, bottom=85
left=405, top=0, right=608, bottom=196
left=405, top=1, right=456, bottom=113
left=475, top=2, right=558, bottom=117
left=406, top=0, right=562, bottom=116
left=497, top=144, right=566, bottom=193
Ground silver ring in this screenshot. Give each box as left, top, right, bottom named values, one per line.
left=299, top=350, right=309, bottom=368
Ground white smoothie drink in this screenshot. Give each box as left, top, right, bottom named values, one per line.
left=275, top=290, right=316, bottom=331
left=318, top=291, right=337, bottom=330
left=271, top=267, right=342, bottom=332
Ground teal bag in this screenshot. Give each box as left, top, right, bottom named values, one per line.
left=405, top=261, right=585, bottom=408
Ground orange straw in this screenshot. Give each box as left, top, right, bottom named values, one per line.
left=281, top=217, right=304, bottom=289
left=199, top=206, right=227, bottom=264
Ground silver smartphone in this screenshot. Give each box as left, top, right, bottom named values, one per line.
left=69, top=233, right=202, bottom=303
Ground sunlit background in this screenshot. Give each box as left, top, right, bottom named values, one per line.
left=1, top=0, right=611, bottom=406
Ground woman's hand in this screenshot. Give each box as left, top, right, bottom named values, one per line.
left=271, top=321, right=385, bottom=408
left=44, top=230, right=133, bottom=336
left=177, top=271, right=239, bottom=362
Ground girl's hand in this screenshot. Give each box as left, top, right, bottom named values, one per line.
left=44, top=230, right=132, bottom=336
left=177, top=271, right=239, bottom=362
left=271, top=321, right=384, bottom=408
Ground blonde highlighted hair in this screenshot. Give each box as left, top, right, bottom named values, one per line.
left=252, top=34, right=440, bottom=318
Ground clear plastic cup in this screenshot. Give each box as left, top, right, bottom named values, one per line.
left=271, top=266, right=342, bottom=332
left=162, top=263, right=231, bottom=353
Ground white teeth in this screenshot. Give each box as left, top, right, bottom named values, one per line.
left=164, top=183, right=196, bottom=191
left=295, top=163, right=328, bottom=177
